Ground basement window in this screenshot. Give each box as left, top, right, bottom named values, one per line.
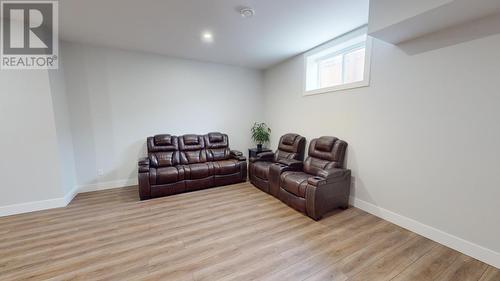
left=304, top=26, right=371, bottom=96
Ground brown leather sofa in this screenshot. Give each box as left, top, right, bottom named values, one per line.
left=249, top=133, right=306, bottom=197
left=273, top=136, right=351, bottom=220
left=138, top=132, right=247, bottom=200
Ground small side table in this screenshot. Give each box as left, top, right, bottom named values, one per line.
left=248, top=148, right=272, bottom=158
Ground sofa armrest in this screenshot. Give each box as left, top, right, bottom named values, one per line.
left=138, top=157, right=149, bottom=165
left=138, top=157, right=151, bottom=200
left=249, top=151, right=274, bottom=163
left=230, top=150, right=246, bottom=161
left=305, top=169, right=351, bottom=220
left=318, top=168, right=350, bottom=179
left=307, top=168, right=351, bottom=186
left=138, top=157, right=149, bottom=173
left=277, top=158, right=303, bottom=170
left=230, top=150, right=243, bottom=156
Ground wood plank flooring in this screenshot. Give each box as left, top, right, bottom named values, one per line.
left=0, top=182, right=498, bottom=281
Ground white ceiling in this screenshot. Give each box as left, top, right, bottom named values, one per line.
left=59, top=0, right=369, bottom=69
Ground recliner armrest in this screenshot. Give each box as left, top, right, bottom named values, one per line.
left=230, top=150, right=246, bottom=161
left=308, top=168, right=350, bottom=185
left=138, top=157, right=149, bottom=166
left=268, top=160, right=302, bottom=198
left=317, top=168, right=348, bottom=179
left=277, top=158, right=303, bottom=170
left=138, top=157, right=151, bottom=200
left=307, top=176, right=326, bottom=186
left=249, top=151, right=274, bottom=163
left=230, top=150, right=243, bottom=156
left=138, top=157, right=149, bottom=173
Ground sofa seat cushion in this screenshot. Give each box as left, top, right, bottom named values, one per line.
left=213, top=159, right=241, bottom=175
left=182, top=163, right=214, bottom=180
left=156, top=167, right=182, bottom=184
left=280, top=171, right=311, bottom=198
left=252, top=161, right=272, bottom=180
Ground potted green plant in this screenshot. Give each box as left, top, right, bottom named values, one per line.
left=251, top=122, right=271, bottom=151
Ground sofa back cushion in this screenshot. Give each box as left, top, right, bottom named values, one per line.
left=150, top=151, right=180, bottom=167
left=147, top=135, right=180, bottom=167
left=204, top=132, right=231, bottom=161
left=274, top=133, right=306, bottom=162
left=303, top=136, right=347, bottom=176
left=179, top=134, right=207, bottom=164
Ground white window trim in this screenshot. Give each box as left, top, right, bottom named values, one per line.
left=303, top=25, right=372, bottom=96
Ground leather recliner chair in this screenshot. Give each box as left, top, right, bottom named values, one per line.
left=138, top=132, right=247, bottom=200
left=248, top=133, right=306, bottom=198
left=276, top=136, right=350, bottom=220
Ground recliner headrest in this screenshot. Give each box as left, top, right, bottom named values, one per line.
left=147, top=135, right=178, bottom=152
left=154, top=134, right=172, bottom=146
left=204, top=132, right=229, bottom=149
left=276, top=133, right=306, bottom=160
left=208, top=132, right=223, bottom=143
left=316, top=136, right=336, bottom=152
left=308, top=136, right=347, bottom=163
left=281, top=134, right=298, bottom=145
left=183, top=134, right=200, bottom=145
left=179, top=134, right=205, bottom=151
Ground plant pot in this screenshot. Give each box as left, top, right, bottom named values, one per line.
left=257, top=144, right=263, bottom=151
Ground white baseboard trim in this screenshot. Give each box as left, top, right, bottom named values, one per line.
left=0, top=197, right=67, bottom=217
left=77, top=178, right=137, bottom=193
left=63, top=185, right=80, bottom=205
left=0, top=179, right=136, bottom=217
left=351, top=196, right=500, bottom=269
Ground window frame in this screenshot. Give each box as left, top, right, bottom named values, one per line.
left=303, top=25, right=372, bottom=96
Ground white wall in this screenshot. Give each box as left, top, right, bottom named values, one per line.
left=61, top=42, right=264, bottom=189
left=263, top=34, right=500, bottom=262
left=49, top=53, right=78, bottom=196
left=0, top=69, right=65, bottom=207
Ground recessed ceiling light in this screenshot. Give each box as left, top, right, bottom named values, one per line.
left=201, top=31, right=214, bottom=43
left=239, top=7, right=255, bottom=18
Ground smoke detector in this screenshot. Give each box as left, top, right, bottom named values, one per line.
left=239, top=7, right=255, bottom=18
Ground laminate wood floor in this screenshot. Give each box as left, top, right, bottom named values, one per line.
left=0, top=182, right=498, bottom=281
